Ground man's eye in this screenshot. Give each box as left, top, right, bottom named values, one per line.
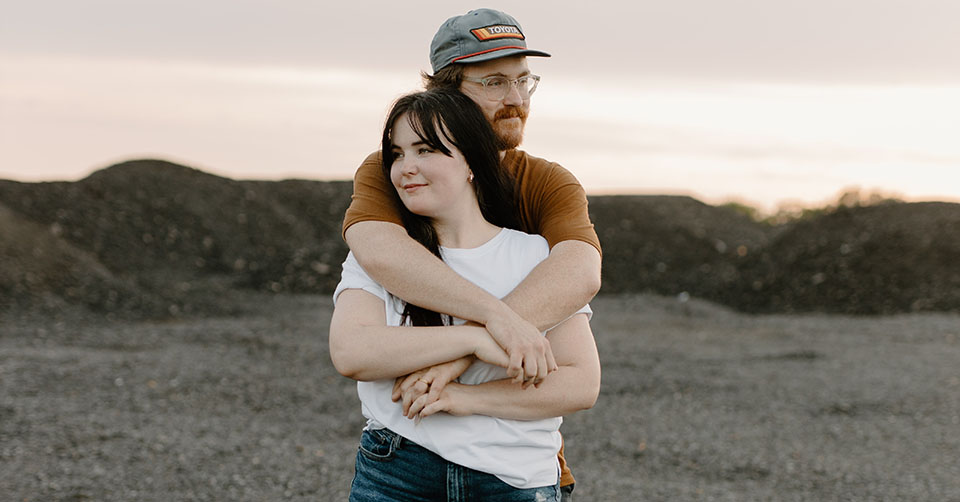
left=486, top=78, right=506, bottom=87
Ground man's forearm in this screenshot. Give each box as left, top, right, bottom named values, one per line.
left=345, top=221, right=505, bottom=324
left=501, top=240, right=601, bottom=331
left=346, top=222, right=601, bottom=330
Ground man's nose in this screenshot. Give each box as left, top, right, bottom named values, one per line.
left=502, top=81, right=524, bottom=106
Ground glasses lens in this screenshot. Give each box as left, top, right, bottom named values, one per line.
left=480, top=76, right=539, bottom=100
left=520, top=76, right=538, bottom=97
left=483, top=77, right=509, bottom=100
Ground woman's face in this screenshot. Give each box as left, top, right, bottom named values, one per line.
left=389, top=114, right=475, bottom=219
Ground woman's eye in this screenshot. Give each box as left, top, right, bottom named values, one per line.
left=418, top=147, right=433, bottom=155
left=391, top=151, right=403, bottom=160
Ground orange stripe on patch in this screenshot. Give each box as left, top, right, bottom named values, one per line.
left=471, top=25, right=524, bottom=41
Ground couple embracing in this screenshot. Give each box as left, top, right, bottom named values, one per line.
left=330, top=8, right=603, bottom=502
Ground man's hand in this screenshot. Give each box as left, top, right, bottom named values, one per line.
left=483, top=306, right=558, bottom=388
left=392, top=356, right=474, bottom=418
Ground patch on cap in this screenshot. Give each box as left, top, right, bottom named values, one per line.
left=470, top=25, right=524, bottom=42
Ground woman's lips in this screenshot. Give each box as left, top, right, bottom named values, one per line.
left=401, top=183, right=426, bottom=193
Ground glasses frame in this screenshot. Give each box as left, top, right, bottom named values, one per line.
left=462, top=74, right=541, bottom=101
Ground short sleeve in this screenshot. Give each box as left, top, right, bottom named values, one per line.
left=333, top=251, right=388, bottom=305
left=341, top=151, right=404, bottom=238
left=509, top=152, right=602, bottom=256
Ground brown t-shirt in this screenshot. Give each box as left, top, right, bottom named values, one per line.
left=342, top=149, right=595, bottom=487
left=342, top=149, right=601, bottom=255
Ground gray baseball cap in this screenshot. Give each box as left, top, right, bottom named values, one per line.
left=429, top=8, right=551, bottom=73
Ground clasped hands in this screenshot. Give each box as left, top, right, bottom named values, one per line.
left=391, top=316, right=557, bottom=421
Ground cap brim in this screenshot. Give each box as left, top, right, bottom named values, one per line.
left=453, top=47, right=551, bottom=65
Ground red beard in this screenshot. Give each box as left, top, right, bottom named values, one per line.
left=493, top=106, right=528, bottom=150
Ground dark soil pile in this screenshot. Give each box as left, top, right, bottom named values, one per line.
left=589, top=195, right=776, bottom=297
left=592, top=196, right=960, bottom=314
left=2, top=159, right=959, bottom=317
left=728, top=202, right=960, bottom=314
left=0, top=160, right=351, bottom=317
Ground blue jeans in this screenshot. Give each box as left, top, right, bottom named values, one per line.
left=350, top=428, right=561, bottom=502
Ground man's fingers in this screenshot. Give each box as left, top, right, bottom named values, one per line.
left=546, top=347, right=559, bottom=374
left=536, top=352, right=548, bottom=381
left=524, top=355, right=539, bottom=381
left=507, top=352, right=523, bottom=380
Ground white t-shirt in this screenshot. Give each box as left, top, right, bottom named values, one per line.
left=333, top=227, right=591, bottom=489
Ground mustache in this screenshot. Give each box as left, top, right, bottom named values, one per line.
left=494, top=106, right=528, bottom=121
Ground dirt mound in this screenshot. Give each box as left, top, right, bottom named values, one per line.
left=0, top=160, right=351, bottom=317
left=0, top=202, right=164, bottom=315
left=727, top=202, right=960, bottom=314
left=3, top=159, right=959, bottom=317
left=589, top=195, right=774, bottom=296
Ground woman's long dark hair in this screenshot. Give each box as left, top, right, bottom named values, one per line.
left=381, top=88, right=519, bottom=326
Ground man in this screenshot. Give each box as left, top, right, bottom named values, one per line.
left=341, top=8, right=602, bottom=499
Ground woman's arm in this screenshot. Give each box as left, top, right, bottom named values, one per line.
left=413, top=313, right=601, bottom=421
left=345, top=221, right=556, bottom=383
left=329, top=289, right=510, bottom=381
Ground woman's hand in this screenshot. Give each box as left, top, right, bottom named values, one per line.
left=392, top=356, right=474, bottom=418
left=412, top=381, right=469, bottom=420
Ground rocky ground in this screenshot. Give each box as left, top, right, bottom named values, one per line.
left=2, top=293, right=958, bottom=501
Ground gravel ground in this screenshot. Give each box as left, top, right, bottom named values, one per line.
left=2, top=293, right=959, bottom=501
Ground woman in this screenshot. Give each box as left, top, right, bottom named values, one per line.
left=329, top=88, right=601, bottom=501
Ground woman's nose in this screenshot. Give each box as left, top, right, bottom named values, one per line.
left=400, top=156, right=419, bottom=175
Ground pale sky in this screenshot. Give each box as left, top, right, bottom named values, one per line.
left=2, top=0, right=959, bottom=212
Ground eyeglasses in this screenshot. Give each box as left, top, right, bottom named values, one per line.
left=462, top=74, right=541, bottom=101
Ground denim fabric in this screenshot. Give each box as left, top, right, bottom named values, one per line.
left=350, top=428, right=560, bottom=502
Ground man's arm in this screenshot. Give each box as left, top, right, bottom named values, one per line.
left=346, top=222, right=599, bottom=330
left=345, top=221, right=556, bottom=383
left=342, top=151, right=599, bottom=380
left=501, top=240, right=601, bottom=331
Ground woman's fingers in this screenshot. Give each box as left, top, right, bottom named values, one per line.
left=407, top=393, right=430, bottom=418
left=402, top=378, right=430, bottom=416
left=392, top=371, right=424, bottom=401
